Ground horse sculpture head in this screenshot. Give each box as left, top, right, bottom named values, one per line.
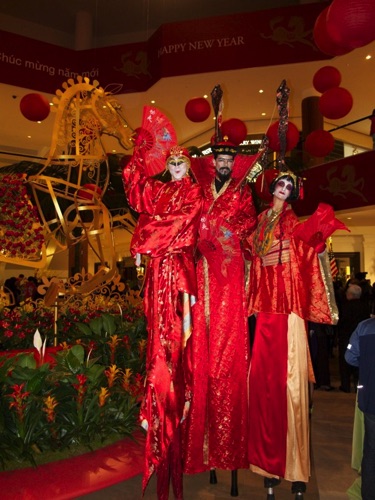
left=27, top=76, right=134, bottom=249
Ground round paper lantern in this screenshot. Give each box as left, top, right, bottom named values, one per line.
left=20, top=93, right=51, bottom=122
left=313, top=6, right=352, bottom=57
left=326, top=0, right=375, bottom=50
left=266, top=120, right=300, bottom=152
left=77, top=183, right=103, bottom=201
left=185, top=97, right=211, bottom=122
left=221, top=118, right=247, bottom=145
left=313, top=66, right=342, bottom=94
left=304, top=130, right=335, bottom=157
left=319, top=87, right=353, bottom=120
left=254, top=169, right=279, bottom=202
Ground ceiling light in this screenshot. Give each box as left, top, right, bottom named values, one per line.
left=261, top=112, right=266, bottom=116
left=347, top=217, right=352, bottom=220
left=151, top=100, right=155, bottom=104
left=259, top=89, right=264, bottom=93
left=27, top=135, right=31, bottom=139
left=366, top=54, right=372, bottom=60
left=203, top=94, right=208, bottom=98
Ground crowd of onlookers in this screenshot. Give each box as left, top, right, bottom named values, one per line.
left=2, top=274, right=42, bottom=307
left=309, top=271, right=375, bottom=393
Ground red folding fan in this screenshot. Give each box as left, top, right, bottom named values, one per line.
left=133, top=106, right=177, bottom=176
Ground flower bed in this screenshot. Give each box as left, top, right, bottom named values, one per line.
left=0, top=291, right=147, bottom=473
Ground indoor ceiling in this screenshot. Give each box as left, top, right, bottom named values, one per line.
left=0, top=0, right=374, bottom=228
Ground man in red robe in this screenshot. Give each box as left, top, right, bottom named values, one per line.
left=183, top=140, right=259, bottom=474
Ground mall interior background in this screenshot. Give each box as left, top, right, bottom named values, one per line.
left=0, top=0, right=374, bottom=285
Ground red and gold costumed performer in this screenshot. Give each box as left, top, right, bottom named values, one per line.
left=123, top=143, right=203, bottom=499
left=183, top=140, right=260, bottom=474
left=247, top=170, right=348, bottom=497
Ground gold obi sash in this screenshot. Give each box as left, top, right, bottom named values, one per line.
left=261, top=239, right=290, bottom=266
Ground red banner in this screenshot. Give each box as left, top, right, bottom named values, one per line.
left=0, top=2, right=330, bottom=95
left=293, top=150, right=375, bottom=216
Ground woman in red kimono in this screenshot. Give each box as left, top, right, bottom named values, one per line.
left=123, top=145, right=202, bottom=500
left=247, top=171, right=345, bottom=498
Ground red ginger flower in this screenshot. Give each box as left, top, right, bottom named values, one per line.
left=73, top=374, right=88, bottom=405
left=8, top=383, right=31, bottom=421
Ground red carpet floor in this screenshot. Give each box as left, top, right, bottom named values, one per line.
left=0, top=432, right=145, bottom=500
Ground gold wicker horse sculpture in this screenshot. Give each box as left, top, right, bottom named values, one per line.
left=26, top=76, right=135, bottom=293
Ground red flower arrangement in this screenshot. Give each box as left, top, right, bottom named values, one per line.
left=0, top=173, right=45, bottom=261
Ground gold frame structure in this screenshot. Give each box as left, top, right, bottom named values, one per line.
left=1, top=76, right=136, bottom=295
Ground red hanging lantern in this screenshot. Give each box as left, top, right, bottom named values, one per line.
left=313, top=66, right=342, bottom=94
left=319, top=87, right=353, bottom=120
left=313, top=6, right=352, bottom=57
left=185, top=97, right=211, bottom=122
left=326, top=0, right=375, bottom=50
left=254, top=169, right=279, bottom=202
left=221, top=118, right=248, bottom=146
left=266, top=120, right=300, bottom=152
left=304, top=130, right=335, bottom=157
left=20, top=93, right=51, bottom=122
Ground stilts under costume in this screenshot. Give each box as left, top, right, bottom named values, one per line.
left=247, top=171, right=348, bottom=487
left=183, top=146, right=260, bottom=473
left=123, top=108, right=202, bottom=499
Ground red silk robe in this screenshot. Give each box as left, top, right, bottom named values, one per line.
left=183, top=154, right=258, bottom=473
left=247, top=204, right=338, bottom=483
left=123, top=156, right=202, bottom=495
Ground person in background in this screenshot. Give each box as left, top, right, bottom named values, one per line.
left=308, top=321, right=334, bottom=391
left=346, top=316, right=375, bottom=500
left=337, top=284, right=370, bottom=393
left=24, top=276, right=38, bottom=302
left=123, top=144, right=202, bottom=500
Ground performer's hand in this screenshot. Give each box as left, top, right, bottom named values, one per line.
left=181, top=401, right=190, bottom=423
left=140, top=418, right=149, bottom=431
left=135, top=253, right=141, bottom=267
left=307, top=231, right=326, bottom=254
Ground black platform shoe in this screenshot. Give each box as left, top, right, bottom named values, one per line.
left=209, top=469, right=217, bottom=484
left=264, top=477, right=281, bottom=499
left=291, top=481, right=306, bottom=499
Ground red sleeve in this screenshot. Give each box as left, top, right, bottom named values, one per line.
left=122, top=153, right=162, bottom=214
left=227, top=183, right=257, bottom=240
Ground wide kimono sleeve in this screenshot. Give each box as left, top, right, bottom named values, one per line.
left=122, top=152, right=162, bottom=215
left=226, top=182, right=257, bottom=240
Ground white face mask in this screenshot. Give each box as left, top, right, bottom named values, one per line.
left=167, top=156, right=188, bottom=181
left=273, top=179, right=293, bottom=201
